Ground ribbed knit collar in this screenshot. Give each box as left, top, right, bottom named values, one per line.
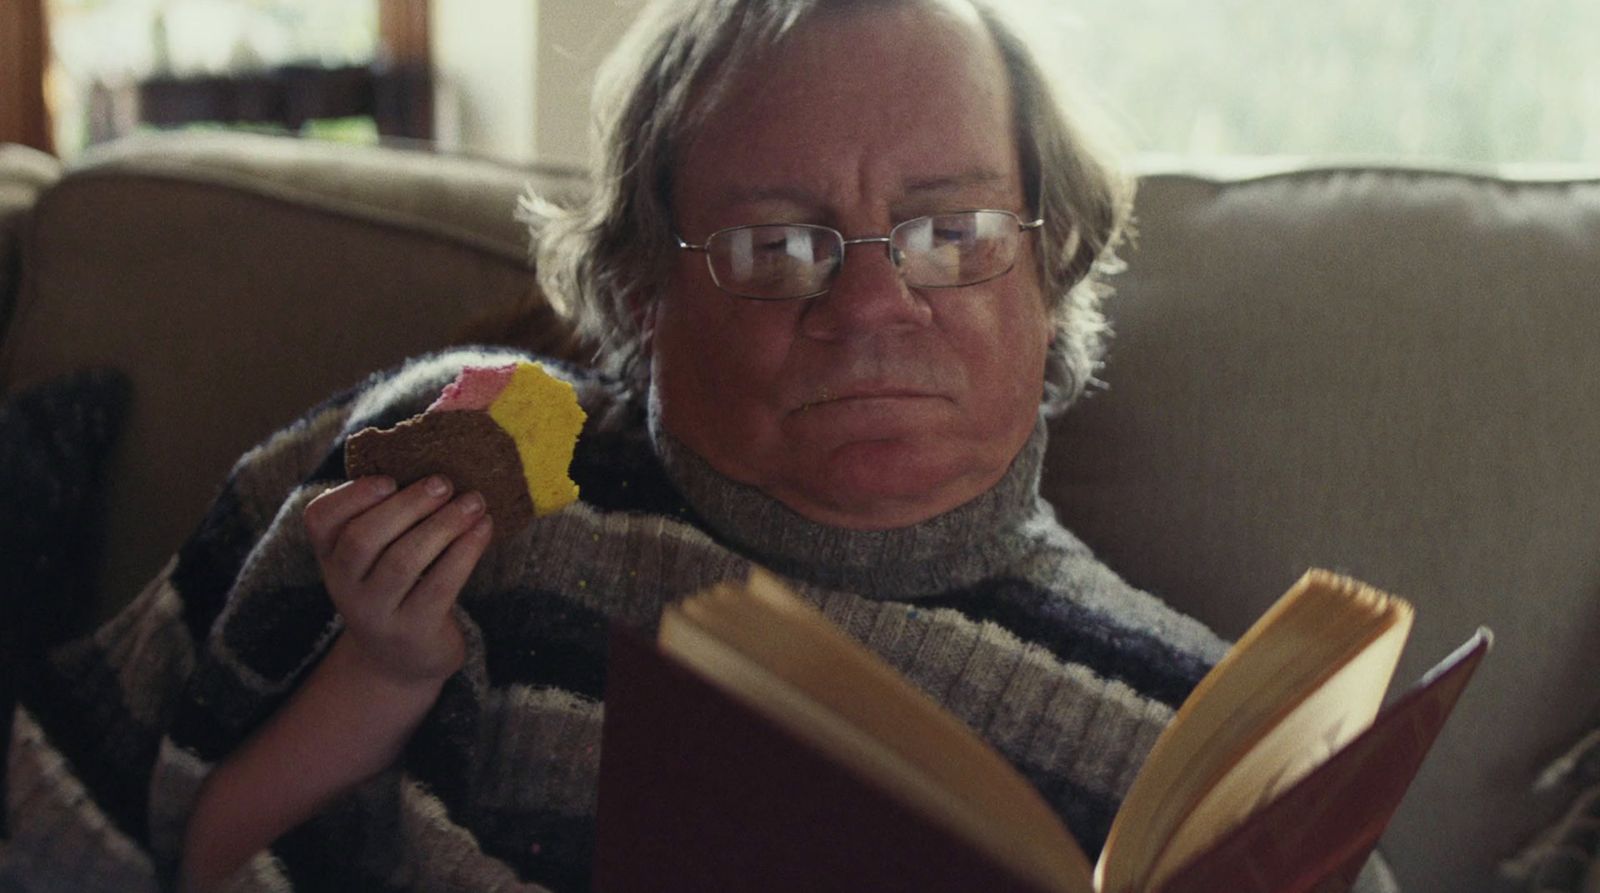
left=647, top=394, right=1051, bottom=599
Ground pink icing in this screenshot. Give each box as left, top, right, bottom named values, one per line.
left=426, top=364, right=517, bottom=412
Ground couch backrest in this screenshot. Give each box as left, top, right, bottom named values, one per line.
left=0, top=132, right=581, bottom=616
left=1049, top=165, right=1600, bottom=892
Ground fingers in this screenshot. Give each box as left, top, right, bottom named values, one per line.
left=364, top=490, right=488, bottom=601
left=304, top=476, right=398, bottom=560
left=401, top=514, right=493, bottom=623
left=317, top=476, right=455, bottom=591
left=306, top=474, right=493, bottom=610
left=302, top=474, right=490, bottom=686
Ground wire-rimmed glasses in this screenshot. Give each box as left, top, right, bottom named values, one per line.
left=675, top=209, right=1043, bottom=301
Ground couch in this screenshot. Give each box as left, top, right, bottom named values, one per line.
left=2, top=131, right=1596, bottom=891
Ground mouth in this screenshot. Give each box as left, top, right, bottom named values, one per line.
left=796, top=386, right=941, bottom=412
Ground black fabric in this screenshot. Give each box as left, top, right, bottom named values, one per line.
left=476, top=587, right=612, bottom=696
left=171, top=479, right=258, bottom=645
left=0, top=368, right=131, bottom=839
left=1026, top=767, right=1118, bottom=862
left=12, top=637, right=160, bottom=843
left=0, top=367, right=132, bottom=644
left=475, top=807, right=597, bottom=891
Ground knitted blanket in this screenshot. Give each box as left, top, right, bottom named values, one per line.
left=1501, top=727, right=1600, bottom=892
left=4, top=348, right=1227, bottom=892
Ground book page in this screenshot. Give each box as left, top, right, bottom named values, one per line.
left=1097, top=570, right=1414, bottom=893
left=1143, top=617, right=1409, bottom=889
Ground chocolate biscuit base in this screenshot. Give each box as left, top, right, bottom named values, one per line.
left=345, top=411, right=535, bottom=537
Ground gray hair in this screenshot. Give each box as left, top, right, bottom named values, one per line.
left=520, top=0, right=1134, bottom=415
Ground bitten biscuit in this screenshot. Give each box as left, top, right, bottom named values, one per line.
left=346, top=362, right=587, bottom=536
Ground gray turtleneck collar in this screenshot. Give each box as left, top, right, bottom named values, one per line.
left=647, top=394, right=1054, bottom=599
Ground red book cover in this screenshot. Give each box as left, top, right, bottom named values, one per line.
left=593, top=624, right=1056, bottom=893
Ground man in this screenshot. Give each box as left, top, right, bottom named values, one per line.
left=15, top=2, right=1254, bottom=891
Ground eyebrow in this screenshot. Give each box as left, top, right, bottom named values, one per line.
left=902, top=170, right=1011, bottom=195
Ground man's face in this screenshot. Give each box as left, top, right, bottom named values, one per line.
left=650, top=0, right=1052, bottom=530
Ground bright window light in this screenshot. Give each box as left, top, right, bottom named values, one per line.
left=1061, top=1, right=1600, bottom=165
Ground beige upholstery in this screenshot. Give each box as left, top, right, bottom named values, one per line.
left=1049, top=166, right=1600, bottom=891
left=1, top=132, right=582, bottom=611
left=2, top=133, right=1595, bottom=891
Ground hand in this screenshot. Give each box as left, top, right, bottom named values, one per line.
left=303, top=474, right=493, bottom=686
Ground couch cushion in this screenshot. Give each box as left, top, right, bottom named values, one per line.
left=1045, top=165, right=1600, bottom=892
left=0, top=132, right=583, bottom=622
left=70, top=130, right=582, bottom=259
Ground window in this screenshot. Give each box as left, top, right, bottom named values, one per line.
left=46, top=0, right=388, bottom=154
left=1055, top=1, right=1599, bottom=165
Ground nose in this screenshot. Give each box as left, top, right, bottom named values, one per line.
left=799, top=238, right=932, bottom=341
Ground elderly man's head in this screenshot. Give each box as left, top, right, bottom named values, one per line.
left=529, top=0, right=1132, bottom=528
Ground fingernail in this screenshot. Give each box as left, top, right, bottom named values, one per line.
left=459, top=492, right=485, bottom=516
left=426, top=476, right=450, bottom=498
left=372, top=476, right=397, bottom=496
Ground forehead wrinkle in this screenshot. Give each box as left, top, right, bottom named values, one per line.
left=713, top=182, right=823, bottom=210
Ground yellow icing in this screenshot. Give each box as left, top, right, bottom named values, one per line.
left=487, top=362, right=587, bottom=515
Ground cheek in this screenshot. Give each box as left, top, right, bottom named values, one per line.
left=990, top=278, right=1052, bottom=362
left=1001, top=319, right=1051, bottom=406
left=1019, top=273, right=1054, bottom=365
left=970, top=282, right=1053, bottom=416
left=651, top=279, right=798, bottom=408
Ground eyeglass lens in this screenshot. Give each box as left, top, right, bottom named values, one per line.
left=706, top=210, right=1027, bottom=300
left=715, top=224, right=838, bottom=300
left=893, top=211, right=1018, bottom=290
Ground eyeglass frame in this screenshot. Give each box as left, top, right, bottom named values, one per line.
left=674, top=208, right=1045, bottom=301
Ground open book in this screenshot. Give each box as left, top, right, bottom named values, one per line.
left=594, top=569, right=1490, bottom=893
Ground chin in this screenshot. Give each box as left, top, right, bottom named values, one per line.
left=796, top=438, right=1001, bottom=529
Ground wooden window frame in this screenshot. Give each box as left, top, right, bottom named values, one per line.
left=0, top=0, right=54, bottom=153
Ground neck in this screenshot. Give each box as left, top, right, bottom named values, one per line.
left=648, top=398, right=1052, bottom=598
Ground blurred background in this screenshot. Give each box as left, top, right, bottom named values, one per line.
left=3, top=0, right=1598, bottom=169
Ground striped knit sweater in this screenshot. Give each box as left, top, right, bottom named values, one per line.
left=4, top=347, right=1227, bottom=892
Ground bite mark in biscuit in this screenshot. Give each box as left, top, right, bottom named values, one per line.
left=345, top=361, right=587, bottom=537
